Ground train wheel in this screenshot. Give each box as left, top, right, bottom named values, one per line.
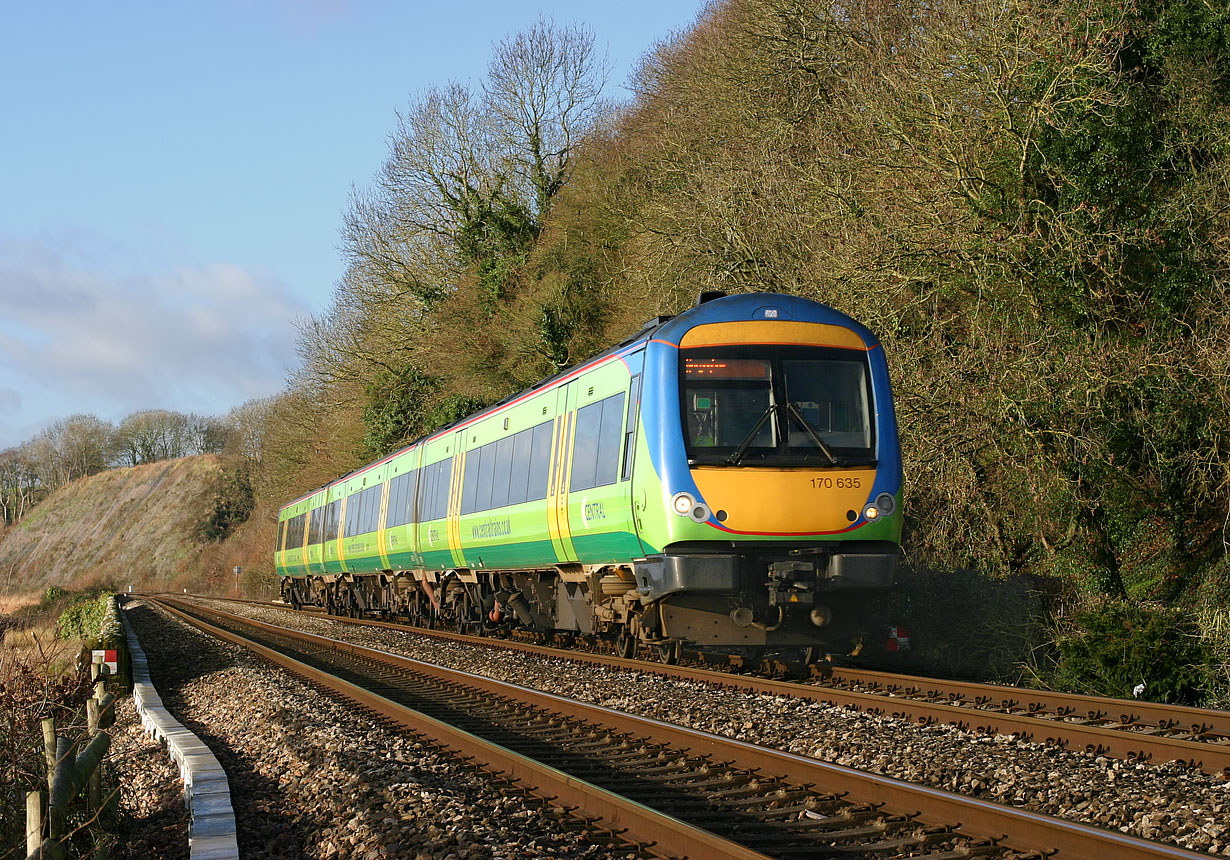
left=615, top=631, right=636, bottom=659
left=655, top=640, right=682, bottom=665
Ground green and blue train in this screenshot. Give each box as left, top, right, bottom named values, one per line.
left=276, top=292, right=903, bottom=659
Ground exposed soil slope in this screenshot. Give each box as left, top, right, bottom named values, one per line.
left=0, top=455, right=220, bottom=592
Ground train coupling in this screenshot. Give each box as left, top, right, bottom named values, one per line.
left=766, top=560, right=817, bottom=607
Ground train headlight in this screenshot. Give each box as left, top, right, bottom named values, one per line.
left=875, top=493, right=895, bottom=515
left=672, top=492, right=696, bottom=516
left=688, top=503, right=711, bottom=523
left=863, top=505, right=879, bottom=520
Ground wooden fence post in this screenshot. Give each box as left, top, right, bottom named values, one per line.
left=86, top=699, right=102, bottom=811
left=41, top=718, right=56, bottom=782
left=48, top=736, right=74, bottom=846
left=26, top=790, right=43, bottom=857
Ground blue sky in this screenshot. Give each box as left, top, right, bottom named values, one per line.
left=0, top=0, right=704, bottom=450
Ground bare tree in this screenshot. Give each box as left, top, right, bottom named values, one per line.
left=0, top=447, right=43, bottom=523
left=112, top=410, right=192, bottom=466
left=23, top=414, right=113, bottom=490
left=485, top=16, right=610, bottom=215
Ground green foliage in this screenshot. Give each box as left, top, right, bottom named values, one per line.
left=423, top=394, right=493, bottom=432
left=42, top=585, right=68, bottom=606
left=257, top=0, right=1230, bottom=689
left=1048, top=601, right=1213, bottom=704
left=360, top=367, right=437, bottom=460
left=199, top=462, right=255, bottom=542
left=55, top=593, right=110, bottom=645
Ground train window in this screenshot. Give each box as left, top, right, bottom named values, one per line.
left=507, top=427, right=533, bottom=505
left=570, top=392, right=625, bottom=492
left=437, top=458, right=453, bottom=518
left=387, top=471, right=416, bottom=528
left=277, top=520, right=286, bottom=552
left=594, top=391, right=625, bottom=487
left=388, top=474, right=403, bottom=528
left=622, top=376, right=640, bottom=481
left=527, top=420, right=553, bottom=501
left=460, top=448, right=481, bottom=514
left=490, top=435, right=515, bottom=509
left=415, top=465, right=431, bottom=522
left=570, top=403, right=601, bottom=491
left=429, top=461, right=444, bottom=521
left=345, top=492, right=361, bottom=537
left=420, top=458, right=452, bottom=521
left=782, top=359, right=871, bottom=449
left=287, top=513, right=305, bottom=549
left=476, top=442, right=497, bottom=512
left=361, top=485, right=383, bottom=533
left=408, top=469, right=423, bottom=524
left=325, top=500, right=340, bottom=541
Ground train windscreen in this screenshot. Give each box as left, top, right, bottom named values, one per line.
left=681, top=345, right=874, bottom=466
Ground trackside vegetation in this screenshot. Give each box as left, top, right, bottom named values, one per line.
left=4, top=3, right=1228, bottom=705
left=263, top=3, right=1230, bottom=705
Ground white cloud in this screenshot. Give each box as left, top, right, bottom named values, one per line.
left=0, top=234, right=310, bottom=448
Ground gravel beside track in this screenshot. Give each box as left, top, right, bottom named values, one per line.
left=199, top=598, right=1230, bottom=856
left=109, top=697, right=190, bottom=860
left=123, top=599, right=649, bottom=860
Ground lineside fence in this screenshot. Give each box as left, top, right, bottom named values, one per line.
left=24, top=596, right=128, bottom=860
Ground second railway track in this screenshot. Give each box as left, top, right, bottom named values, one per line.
left=202, top=594, right=1230, bottom=776
left=152, top=596, right=1216, bottom=860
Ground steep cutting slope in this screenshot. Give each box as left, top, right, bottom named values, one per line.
left=0, top=455, right=221, bottom=591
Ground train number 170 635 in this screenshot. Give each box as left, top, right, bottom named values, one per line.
left=810, top=476, right=862, bottom=489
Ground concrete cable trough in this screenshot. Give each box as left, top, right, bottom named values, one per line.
left=121, top=602, right=239, bottom=860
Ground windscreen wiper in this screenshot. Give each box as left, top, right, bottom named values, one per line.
left=726, top=406, right=775, bottom=466
left=787, top=402, right=839, bottom=465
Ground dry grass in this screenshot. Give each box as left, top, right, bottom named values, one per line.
left=2, top=620, right=81, bottom=673
left=0, top=589, right=40, bottom=615
left=0, top=455, right=223, bottom=593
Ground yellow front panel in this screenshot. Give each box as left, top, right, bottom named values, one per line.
left=690, top=467, right=874, bottom=534
left=680, top=321, right=867, bottom=350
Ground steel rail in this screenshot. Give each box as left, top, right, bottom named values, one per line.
left=158, top=597, right=1210, bottom=860
left=188, top=594, right=1230, bottom=776
left=149, top=597, right=768, bottom=860
left=817, top=665, right=1230, bottom=736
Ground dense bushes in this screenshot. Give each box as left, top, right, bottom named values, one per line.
left=54, top=592, right=111, bottom=646
left=1047, top=602, right=1214, bottom=705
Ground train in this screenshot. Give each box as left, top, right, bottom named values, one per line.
left=275, top=291, right=902, bottom=661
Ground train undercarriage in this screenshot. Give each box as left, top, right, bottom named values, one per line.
left=281, top=544, right=895, bottom=663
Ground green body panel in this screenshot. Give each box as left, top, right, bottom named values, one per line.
left=276, top=352, right=650, bottom=581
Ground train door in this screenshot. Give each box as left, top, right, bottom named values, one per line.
left=409, top=446, right=424, bottom=569
left=376, top=477, right=392, bottom=570
left=446, top=430, right=467, bottom=569
left=548, top=382, right=579, bottom=562
left=622, top=370, right=655, bottom=558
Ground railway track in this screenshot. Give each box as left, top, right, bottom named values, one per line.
left=198, top=595, right=1230, bottom=777
left=152, top=595, right=1208, bottom=860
